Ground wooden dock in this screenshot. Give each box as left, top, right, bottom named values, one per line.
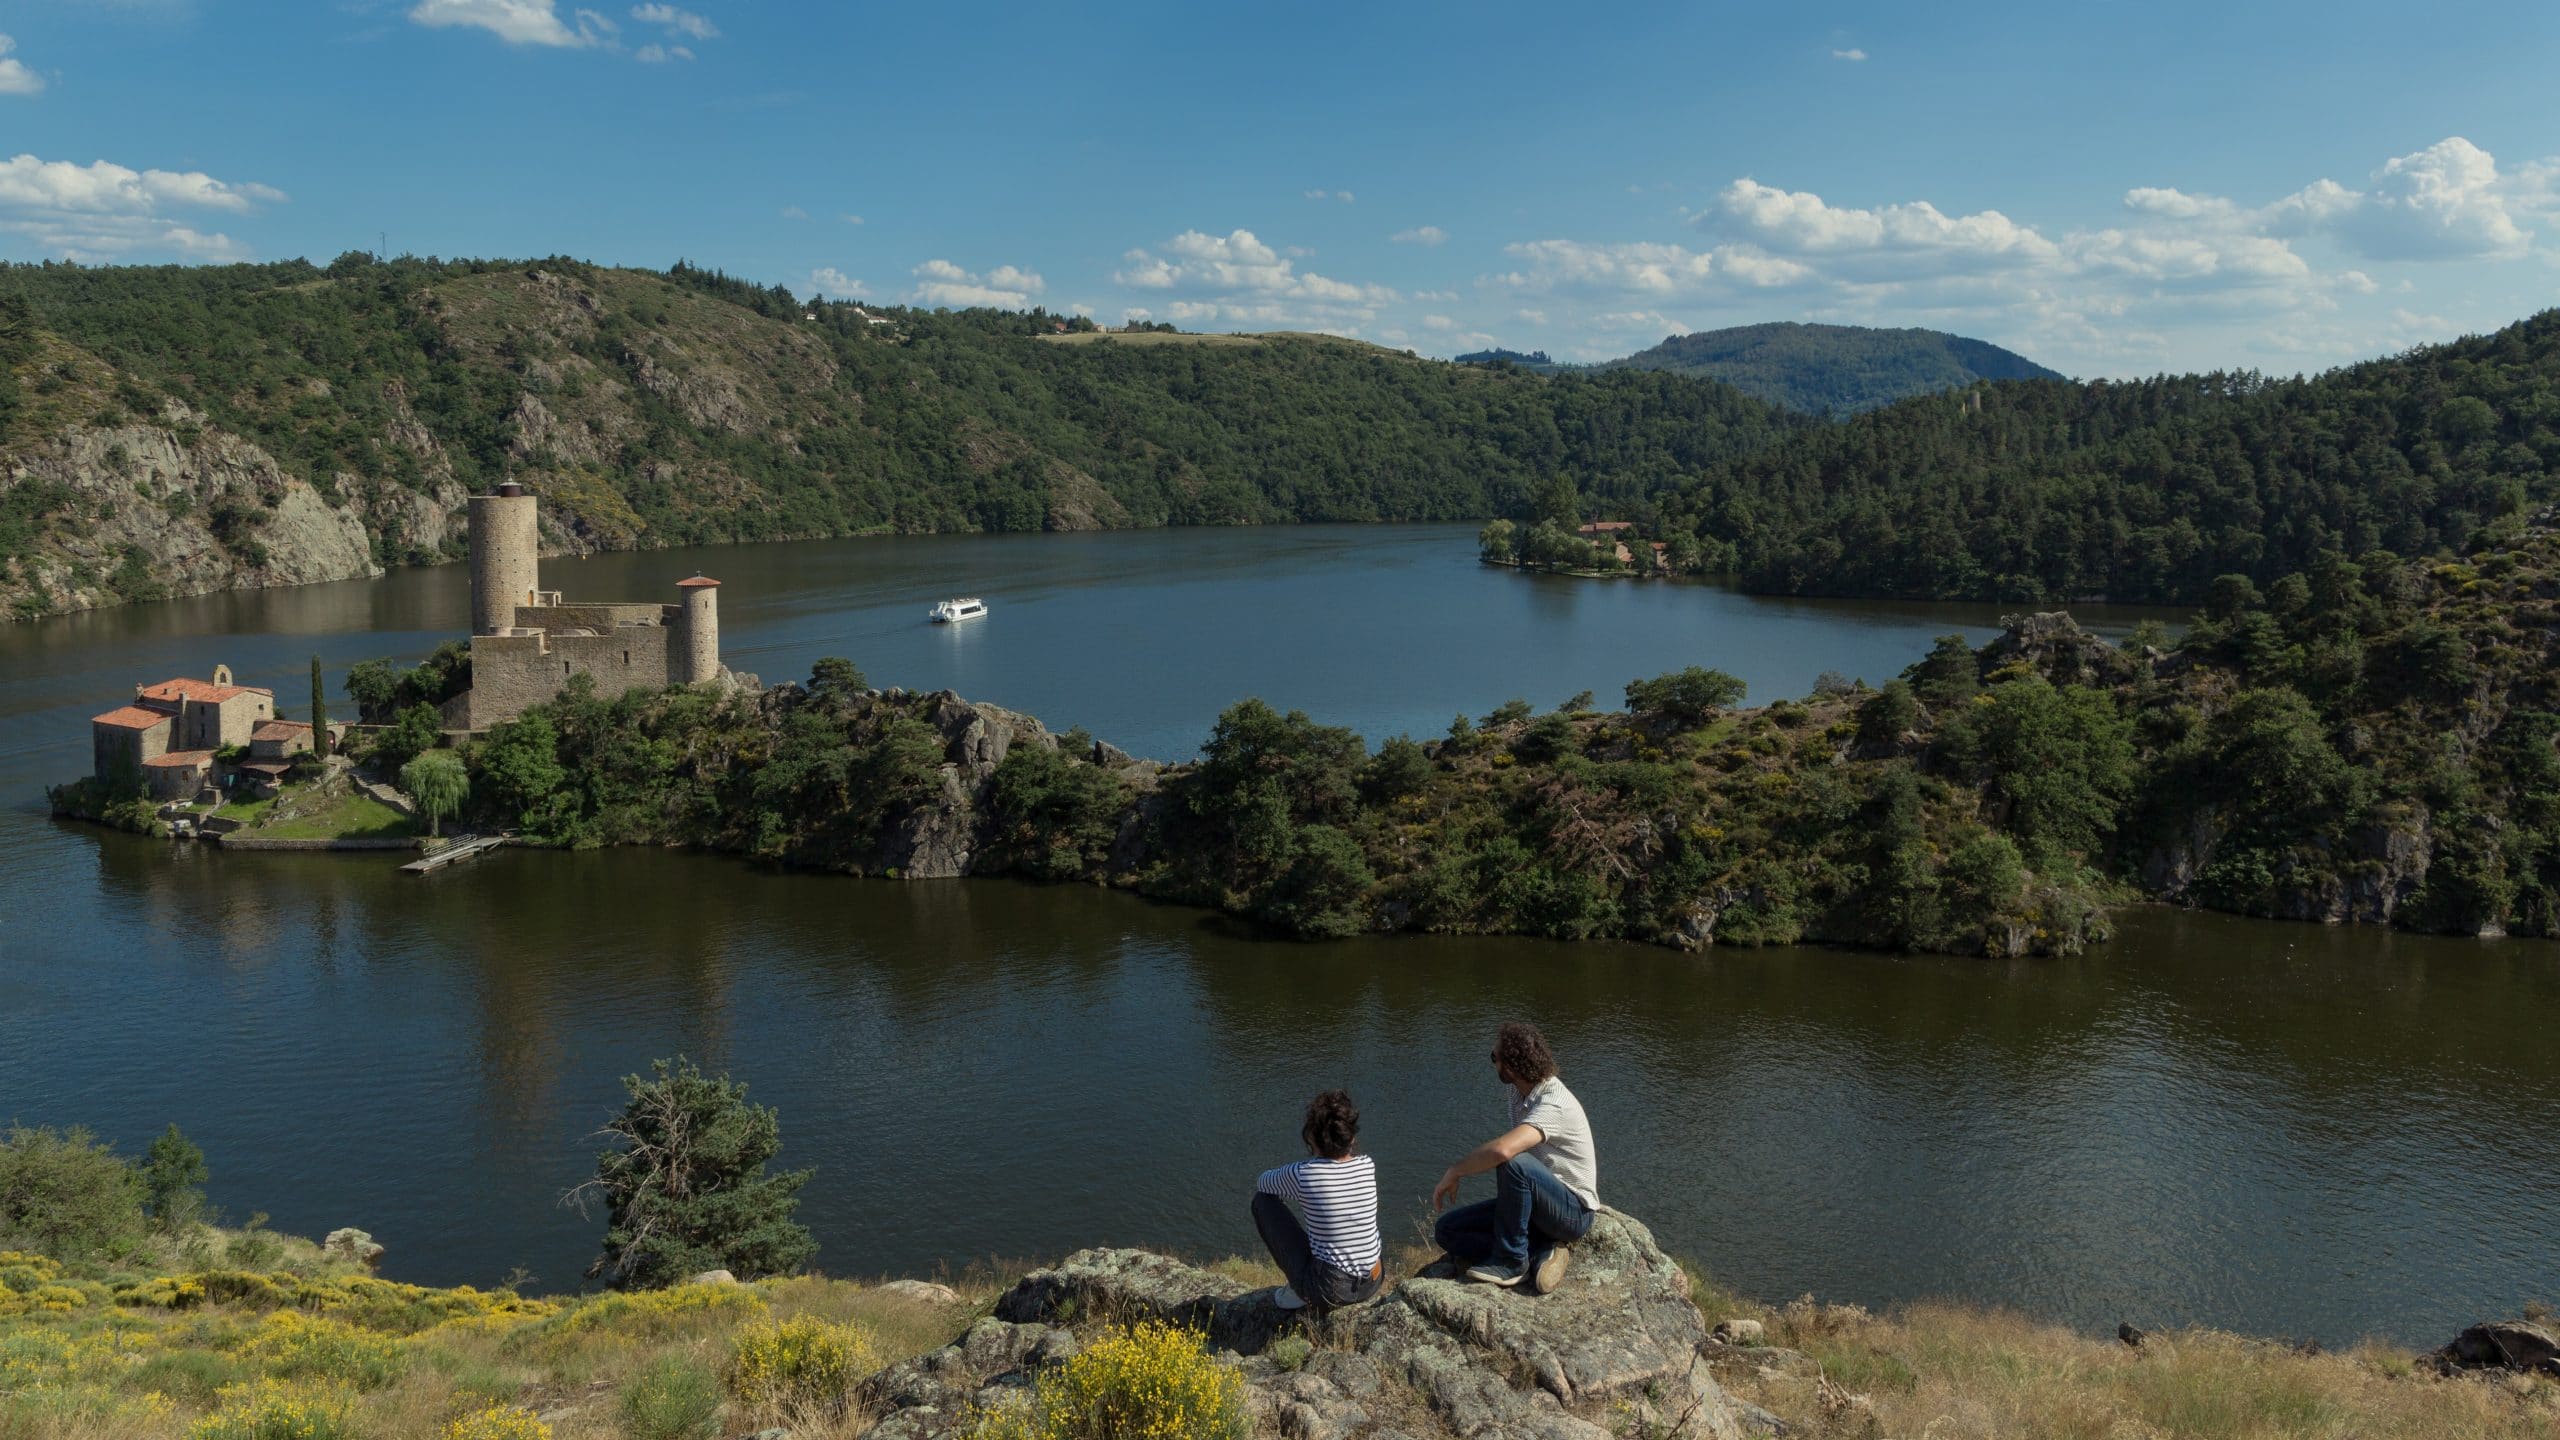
left=400, top=833, right=510, bottom=874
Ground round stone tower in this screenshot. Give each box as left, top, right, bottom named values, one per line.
left=468, top=483, right=540, bottom=635
left=675, top=575, right=721, bottom=684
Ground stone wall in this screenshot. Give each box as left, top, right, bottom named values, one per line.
left=457, top=625, right=676, bottom=729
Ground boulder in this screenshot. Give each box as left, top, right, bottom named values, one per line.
left=1713, top=1318, right=1765, bottom=1346
left=2434, top=1319, right=2560, bottom=1378
left=1980, top=611, right=2137, bottom=688
left=687, top=1268, right=739, bottom=1287
left=890, top=1211, right=1744, bottom=1440
left=321, top=1228, right=384, bottom=1268
left=877, top=1279, right=966, bottom=1306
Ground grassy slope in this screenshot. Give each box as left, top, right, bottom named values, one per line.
left=3, top=1235, right=2548, bottom=1440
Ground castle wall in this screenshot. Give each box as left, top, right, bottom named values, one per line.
left=459, top=627, right=675, bottom=730
left=537, top=603, right=673, bottom=632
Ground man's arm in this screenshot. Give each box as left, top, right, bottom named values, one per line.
left=1432, top=1124, right=1542, bottom=1209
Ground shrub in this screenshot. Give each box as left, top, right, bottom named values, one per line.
left=189, top=1377, right=356, bottom=1440
left=971, top=1320, right=1246, bottom=1440
left=621, top=1354, right=723, bottom=1440
left=1624, top=667, right=1746, bottom=726
left=0, top=1125, right=148, bottom=1262
left=143, top=1123, right=210, bottom=1232
left=445, top=1404, right=552, bottom=1440
left=722, top=1314, right=878, bottom=1417
left=544, top=1280, right=765, bottom=1339
left=239, top=1310, right=407, bottom=1390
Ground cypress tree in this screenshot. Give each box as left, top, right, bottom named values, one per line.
left=310, top=655, right=330, bottom=759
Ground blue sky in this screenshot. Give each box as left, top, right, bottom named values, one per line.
left=0, top=0, right=2554, bottom=377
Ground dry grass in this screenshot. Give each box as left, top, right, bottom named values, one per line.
left=1702, top=1292, right=2560, bottom=1440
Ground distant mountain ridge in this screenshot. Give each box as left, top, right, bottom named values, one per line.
left=1602, top=321, right=2064, bottom=413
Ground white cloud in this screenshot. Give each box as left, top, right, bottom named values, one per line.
left=0, top=151, right=283, bottom=262
left=807, top=266, right=867, bottom=298
left=780, top=205, right=808, bottom=220
left=1831, top=47, right=1866, bottom=61
left=1391, top=225, right=1447, bottom=246
left=2350, top=137, right=2532, bottom=259
left=630, top=2, right=716, bottom=39
left=407, top=0, right=608, bottom=46
left=0, top=35, right=44, bottom=96
left=634, top=42, right=694, bottom=61
left=1113, top=226, right=1401, bottom=332
left=842, top=213, right=865, bottom=226
left=1711, top=178, right=2060, bottom=274
left=1305, top=188, right=1354, bottom=203
left=912, top=257, right=1044, bottom=308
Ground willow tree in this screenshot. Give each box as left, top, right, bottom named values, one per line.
left=400, top=750, right=468, bottom=836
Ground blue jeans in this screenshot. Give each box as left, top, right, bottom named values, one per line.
left=1252, top=1192, right=1381, bottom=1308
left=1433, top=1152, right=1594, bottom=1271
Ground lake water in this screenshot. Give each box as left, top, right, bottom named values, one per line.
left=2, top=523, right=2552, bottom=1345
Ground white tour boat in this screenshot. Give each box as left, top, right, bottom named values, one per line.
left=928, top=596, right=990, bottom=623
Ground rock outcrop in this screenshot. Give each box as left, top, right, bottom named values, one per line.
left=861, top=1212, right=1743, bottom=1439
left=2434, top=1318, right=2560, bottom=1379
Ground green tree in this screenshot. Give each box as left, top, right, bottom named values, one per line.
left=1855, top=680, right=1921, bottom=748
left=1624, top=667, right=1747, bottom=725
left=375, top=702, right=444, bottom=770
left=1908, top=634, right=1979, bottom=706
left=141, top=1123, right=209, bottom=1233
left=0, top=1125, right=147, bottom=1262
left=475, top=712, right=566, bottom=831
left=582, top=1058, right=817, bottom=1290
left=309, top=656, right=330, bottom=760
left=1258, top=824, right=1377, bottom=939
left=808, top=656, right=867, bottom=700
left=1959, top=678, right=2137, bottom=868
left=402, top=749, right=470, bottom=836
left=1477, top=518, right=1517, bottom=563
left=1362, top=735, right=1434, bottom=800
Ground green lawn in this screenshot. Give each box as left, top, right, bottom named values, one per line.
left=210, top=792, right=277, bottom=824
left=249, top=790, right=420, bottom=841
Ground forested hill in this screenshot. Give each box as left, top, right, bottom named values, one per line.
left=1603, top=322, right=2063, bottom=413
left=0, top=255, right=1796, bottom=621
left=1647, top=311, right=2560, bottom=605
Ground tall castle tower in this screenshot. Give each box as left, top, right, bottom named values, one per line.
left=675, top=576, right=721, bottom=684
left=467, top=482, right=540, bottom=635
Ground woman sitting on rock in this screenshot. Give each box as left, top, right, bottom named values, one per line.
left=1252, top=1089, right=1384, bottom=1312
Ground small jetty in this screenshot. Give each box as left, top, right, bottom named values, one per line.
left=400, top=833, right=511, bottom=874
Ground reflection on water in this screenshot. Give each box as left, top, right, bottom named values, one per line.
left=1, top=525, right=2549, bottom=1345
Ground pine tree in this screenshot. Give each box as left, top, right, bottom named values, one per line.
left=141, top=1123, right=208, bottom=1233
left=581, top=1059, right=816, bottom=1290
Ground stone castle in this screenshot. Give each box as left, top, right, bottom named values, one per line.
left=442, top=482, right=726, bottom=730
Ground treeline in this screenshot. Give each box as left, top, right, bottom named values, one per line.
left=0, top=255, right=1796, bottom=579
left=1635, top=312, right=2560, bottom=604
left=357, top=515, right=2560, bottom=955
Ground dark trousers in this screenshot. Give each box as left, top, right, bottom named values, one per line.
left=1432, top=1152, right=1594, bottom=1270
left=1252, top=1192, right=1381, bottom=1308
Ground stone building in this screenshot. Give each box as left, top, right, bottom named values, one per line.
left=441, top=483, right=726, bottom=730
left=90, top=664, right=276, bottom=798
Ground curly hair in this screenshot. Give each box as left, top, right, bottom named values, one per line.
left=1492, top=1022, right=1558, bottom=1086
left=1301, top=1089, right=1360, bottom=1159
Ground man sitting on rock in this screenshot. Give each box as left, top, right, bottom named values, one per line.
left=1253, top=1089, right=1384, bottom=1312
left=1431, top=1021, right=1598, bottom=1292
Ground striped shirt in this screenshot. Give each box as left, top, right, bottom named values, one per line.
left=1255, top=1155, right=1382, bottom=1276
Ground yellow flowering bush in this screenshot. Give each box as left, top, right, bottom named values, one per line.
left=971, top=1321, right=1245, bottom=1440
left=721, top=1313, right=878, bottom=1415
left=189, top=1376, right=356, bottom=1440
left=117, top=1274, right=211, bottom=1309
left=236, top=1310, right=405, bottom=1390
left=444, top=1402, right=553, bottom=1440
left=543, top=1280, right=766, bottom=1340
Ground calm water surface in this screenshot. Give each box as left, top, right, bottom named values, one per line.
left=2, top=524, right=2551, bottom=1344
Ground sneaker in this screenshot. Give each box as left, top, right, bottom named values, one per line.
left=1463, top=1260, right=1527, bottom=1287
left=1530, top=1245, right=1571, bottom=1294
left=1272, top=1286, right=1308, bottom=1311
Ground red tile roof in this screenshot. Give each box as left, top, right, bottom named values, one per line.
left=1577, top=521, right=1635, bottom=533
left=92, top=705, right=172, bottom=731
left=676, top=576, right=722, bottom=588
left=139, top=678, right=273, bottom=704
left=236, top=760, right=293, bottom=776
left=250, top=720, right=311, bottom=742
left=141, top=750, right=214, bottom=769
